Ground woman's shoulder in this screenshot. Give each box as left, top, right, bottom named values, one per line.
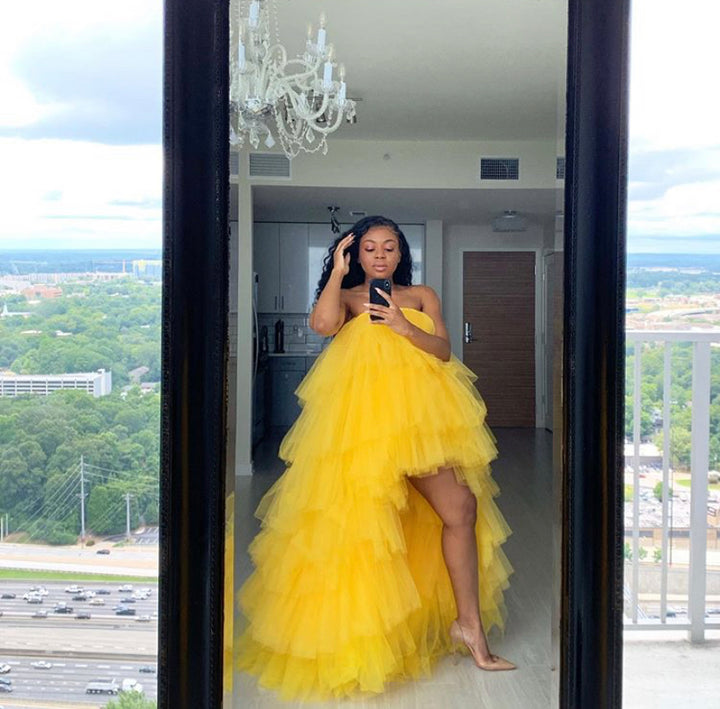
left=406, top=284, right=439, bottom=307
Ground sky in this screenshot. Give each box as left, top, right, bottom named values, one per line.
left=0, top=1, right=718, bottom=253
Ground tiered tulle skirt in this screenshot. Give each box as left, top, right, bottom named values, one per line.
left=236, top=308, right=513, bottom=700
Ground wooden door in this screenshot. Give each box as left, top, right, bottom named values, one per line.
left=463, top=251, right=535, bottom=427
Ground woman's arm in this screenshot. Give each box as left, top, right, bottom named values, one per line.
left=309, top=270, right=347, bottom=336
left=309, top=233, right=355, bottom=336
left=365, top=285, right=452, bottom=362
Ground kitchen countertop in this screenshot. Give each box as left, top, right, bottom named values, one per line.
left=268, top=350, right=323, bottom=357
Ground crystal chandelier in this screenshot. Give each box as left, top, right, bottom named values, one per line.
left=230, top=0, right=357, bottom=159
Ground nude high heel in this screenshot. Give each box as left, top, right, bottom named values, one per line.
left=449, top=619, right=517, bottom=671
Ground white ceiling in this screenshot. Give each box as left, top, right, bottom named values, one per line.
left=236, top=1, right=568, bottom=224
left=268, top=0, right=567, bottom=140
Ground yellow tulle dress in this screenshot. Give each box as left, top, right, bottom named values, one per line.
left=236, top=307, right=513, bottom=701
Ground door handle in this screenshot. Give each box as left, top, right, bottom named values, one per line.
left=274, top=295, right=278, bottom=310
left=464, top=322, right=476, bottom=344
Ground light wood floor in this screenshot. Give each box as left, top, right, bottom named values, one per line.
left=232, top=428, right=555, bottom=708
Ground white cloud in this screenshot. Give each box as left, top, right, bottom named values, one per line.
left=629, top=0, right=720, bottom=152
left=0, top=138, right=162, bottom=248
left=628, top=179, right=720, bottom=238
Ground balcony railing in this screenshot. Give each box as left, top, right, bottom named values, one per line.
left=625, top=329, right=720, bottom=642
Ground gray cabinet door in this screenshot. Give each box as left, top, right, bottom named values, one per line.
left=308, top=224, right=336, bottom=311
left=270, top=367, right=304, bottom=427
left=253, top=223, right=280, bottom=312
left=279, top=223, right=309, bottom=313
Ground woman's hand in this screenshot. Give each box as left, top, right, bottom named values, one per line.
left=332, top=233, right=354, bottom=277
left=365, top=288, right=413, bottom=337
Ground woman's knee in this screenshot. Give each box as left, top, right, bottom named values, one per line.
left=444, top=488, right=477, bottom=528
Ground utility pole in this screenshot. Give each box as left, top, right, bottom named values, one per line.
left=124, top=493, right=133, bottom=540
left=79, top=455, right=86, bottom=542
left=4, top=514, right=7, bottom=537
left=0, top=515, right=4, bottom=541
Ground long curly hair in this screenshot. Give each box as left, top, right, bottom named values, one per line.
left=313, top=215, right=413, bottom=305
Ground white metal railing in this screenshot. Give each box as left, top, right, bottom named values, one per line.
left=624, top=330, right=720, bottom=642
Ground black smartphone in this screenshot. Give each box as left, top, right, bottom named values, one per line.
left=369, top=278, right=391, bottom=321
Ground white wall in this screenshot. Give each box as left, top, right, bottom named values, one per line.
left=241, top=138, right=558, bottom=190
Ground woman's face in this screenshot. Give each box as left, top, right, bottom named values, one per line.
left=357, top=227, right=401, bottom=281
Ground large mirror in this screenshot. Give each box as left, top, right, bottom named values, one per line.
left=225, top=1, right=568, bottom=705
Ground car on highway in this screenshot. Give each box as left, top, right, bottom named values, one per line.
left=53, top=605, right=74, bottom=614
left=118, top=584, right=133, bottom=593
left=75, top=611, right=92, bottom=619
left=29, top=586, right=48, bottom=596
left=95, top=588, right=111, bottom=595
left=138, top=665, right=155, bottom=673
left=0, top=594, right=15, bottom=600
left=119, top=597, right=136, bottom=603
left=0, top=665, right=10, bottom=674
left=31, top=610, right=48, bottom=618
left=96, top=548, right=111, bottom=555
left=135, top=614, right=151, bottom=623
left=0, top=676, right=11, bottom=685
left=85, top=678, right=120, bottom=695
left=0, top=683, right=12, bottom=693
left=65, top=585, right=83, bottom=594
left=89, top=597, right=105, bottom=606
left=121, top=678, right=143, bottom=693
left=24, top=594, right=43, bottom=603
left=115, top=607, right=136, bottom=616
left=72, top=593, right=89, bottom=601
left=30, top=661, right=53, bottom=670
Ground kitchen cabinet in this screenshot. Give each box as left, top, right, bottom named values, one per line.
left=269, top=357, right=305, bottom=427
left=253, top=222, right=280, bottom=312
left=255, top=221, right=425, bottom=314
left=252, top=361, right=268, bottom=447
left=253, top=222, right=309, bottom=313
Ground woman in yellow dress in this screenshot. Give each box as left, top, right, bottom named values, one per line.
left=237, top=215, right=515, bottom=701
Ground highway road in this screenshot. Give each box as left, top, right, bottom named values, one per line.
left=0, top=654, right=157, bottom=706
left=0, top=581, right=158, bottom=707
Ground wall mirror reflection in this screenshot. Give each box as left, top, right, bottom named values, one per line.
left=225, top=1, right=568, bottom=705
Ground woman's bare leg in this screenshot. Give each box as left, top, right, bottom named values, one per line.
left=409, top=466, right=513, bottom=668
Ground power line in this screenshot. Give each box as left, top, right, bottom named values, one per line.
left=11, top=462, right=80, bottom=521
left=19, top=470, right=82, bottom=535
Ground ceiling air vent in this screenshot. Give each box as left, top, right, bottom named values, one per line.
left=480, top=157, right=519, bottom=181
left=229, top=152, right=240, bottom=177
left=556, top=157, right=566, bottom=180
left=249, top=152, right=291, bottom=179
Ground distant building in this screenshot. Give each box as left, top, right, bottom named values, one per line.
left=624, top=441, right=662, bottom=467
left=0, top=368, right=112, bottom=398
left=132, top=260, right=162, bottom=280
left=21, top=285, right=62, bottom=299
left=0, top=302, right=31, bottom=318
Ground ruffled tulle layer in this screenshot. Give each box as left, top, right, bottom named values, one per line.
left=236, top=308, right=513, bottom=701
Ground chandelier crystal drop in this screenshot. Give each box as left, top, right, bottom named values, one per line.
left=230, top=0, right=357, bottom=159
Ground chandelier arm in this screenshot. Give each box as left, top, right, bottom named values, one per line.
left=305, top=106, right=346, bottom=136
left=287, top=87, right=332, bottom=122
left=283, top=57, right=323, bottom=85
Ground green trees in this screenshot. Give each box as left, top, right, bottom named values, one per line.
left=625, top=342, right=720, bottom=470
left=105, top=693, right=157, bottom=709
left=0, top=280, right=161, bottom=543
left=0, top=388, right=160, bottom=542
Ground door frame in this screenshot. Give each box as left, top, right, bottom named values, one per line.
left=457, top=246, right=545, bottom=428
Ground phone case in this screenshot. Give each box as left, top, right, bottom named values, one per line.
left=369, top=278, right=391, bottom=321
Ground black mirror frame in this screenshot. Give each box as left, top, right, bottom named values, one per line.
left=561, top=1, right=629, bottom=707
left=160, top=1, right=229, bottom=707
left=159, top=0, right=630, bottom=707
